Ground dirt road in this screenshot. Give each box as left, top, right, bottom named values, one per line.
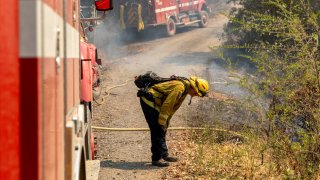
left=91, top=1, right=238, bottom=179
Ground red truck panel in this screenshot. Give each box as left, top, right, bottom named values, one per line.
left=2, top=0, right=111, bottom=179
left=178, top=0, right=197, bottom=12
left=43, top=58, right=65, bottom=179
left=88, top=44, right=100, bottom=85
left=18, top=0, right=80, bottom=179
left=0, top=1, right=20, bottom=179
left=20, top=58, right=42, bottom=180
left=153, top=0, right=202, bottom=24
left=80, top=42, right=93, bottom=102
left=153, top=0, right=178, bottom=24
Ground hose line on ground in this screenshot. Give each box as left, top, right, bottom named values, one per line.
left=95, top=79, right=134, bottom=105
left=92, top=126, right=248, bottom=139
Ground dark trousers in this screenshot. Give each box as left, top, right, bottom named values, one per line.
left=140, top=99, right=168, bottom=161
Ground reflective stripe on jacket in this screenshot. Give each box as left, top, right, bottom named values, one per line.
left=141, top=80, right=190, bottom=126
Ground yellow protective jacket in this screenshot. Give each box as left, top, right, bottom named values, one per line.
left=141, top=80, right=190, bottom=126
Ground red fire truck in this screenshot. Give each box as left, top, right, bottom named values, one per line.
left=0, top=0, right=112, bottom=180
left=113, top=0, right=210, bottom=36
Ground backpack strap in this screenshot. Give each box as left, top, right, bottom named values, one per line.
left=179, top=79, right=189, bottom=97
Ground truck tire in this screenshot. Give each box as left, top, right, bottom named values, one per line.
left=166, top=18, right=176, bottom=36
left=198, top=11, right=209, bottom=28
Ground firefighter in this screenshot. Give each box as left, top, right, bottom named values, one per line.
left=139, top=76, right=209, bottom=167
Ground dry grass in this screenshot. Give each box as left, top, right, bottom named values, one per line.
left=164, top=130, right=289, bottom=179
left=162, top=95, right=320, bottom=179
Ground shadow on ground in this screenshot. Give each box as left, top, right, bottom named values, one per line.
left=100, top=160, right=160, bottom=170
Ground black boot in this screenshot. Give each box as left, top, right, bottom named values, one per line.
left=163, top=156, right=179, bottom=162
left=152, top=160, right=170, bottom=167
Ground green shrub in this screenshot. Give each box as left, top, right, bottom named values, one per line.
left=217, top=0, right=320, bottom=178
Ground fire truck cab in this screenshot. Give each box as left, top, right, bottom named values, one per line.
left=114, top=0, right=211, bottom=36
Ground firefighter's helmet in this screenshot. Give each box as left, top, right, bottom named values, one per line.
left=189, top=76, right=209, bottom=97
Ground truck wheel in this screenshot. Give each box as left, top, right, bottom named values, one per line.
left=166, top=18, right=176, bottom=36
left=198, top=11, right=209, bottom=28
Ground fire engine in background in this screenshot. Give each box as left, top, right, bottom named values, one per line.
left=0, top=0, right=112, bottom=180
left=113, top=0, right=210, bottom=36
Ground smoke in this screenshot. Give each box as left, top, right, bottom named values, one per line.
left=87, top=17, right=126, bottom=59
left=87, top=15, right=169, bottom=61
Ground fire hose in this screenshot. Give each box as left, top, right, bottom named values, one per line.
left=94, top=78, right=133, bottom=105
left=92, top=126, right=248, bottom=139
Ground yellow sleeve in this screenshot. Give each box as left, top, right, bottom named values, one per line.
left=158, top=86, right=184, bottom=126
